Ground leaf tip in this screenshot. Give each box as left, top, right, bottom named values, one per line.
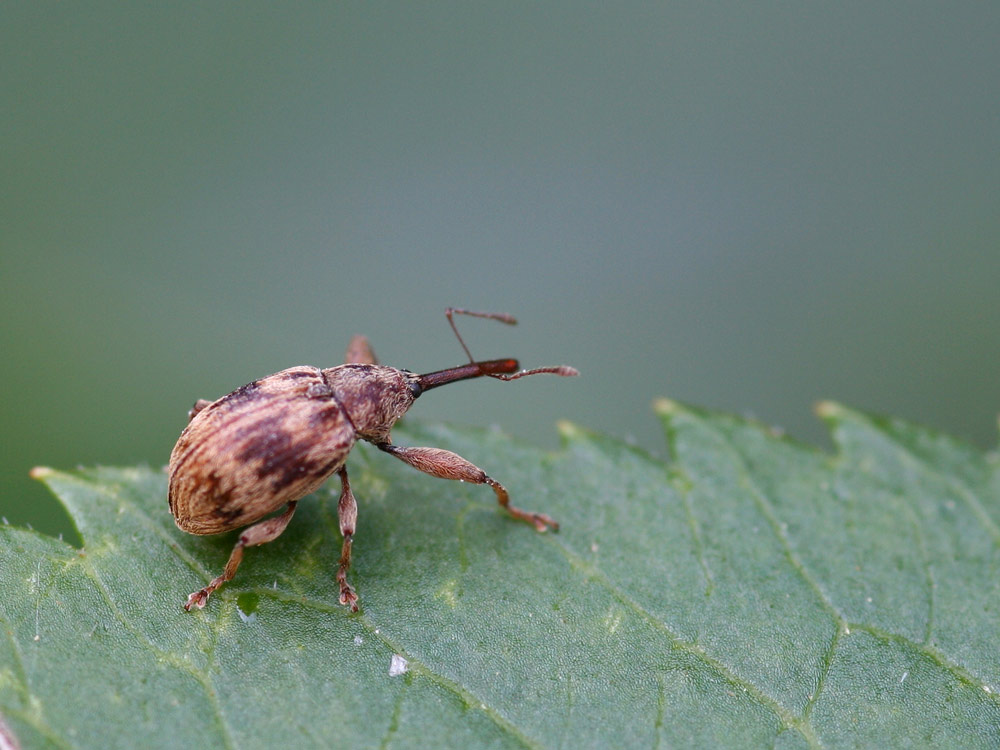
left=556, top=419, right=583, bottom=439
left=29, top=466, right=54, bottom=480
left=653, top=398, right=678, bottom=416
left=814, top=400, right=843, bottom=420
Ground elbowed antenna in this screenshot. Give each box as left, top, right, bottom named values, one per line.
left=418, top=359, right=578, bottom=392
left=415, top=307, right=578, bottom=393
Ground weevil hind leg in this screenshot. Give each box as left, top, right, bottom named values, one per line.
left=184, top=501, right=298, bottom=611
left=344, top=335, right=378, bottom=365
left=376, top=443, right=558, bottom=532
left=335, top=468, right=360, bottom=611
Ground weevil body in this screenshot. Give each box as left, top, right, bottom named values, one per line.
left=168, top=309, right=577, bottom=611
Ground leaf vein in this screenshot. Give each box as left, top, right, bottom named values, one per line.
left=801, top=621, right=845, bottom=723
left=378, top=680, right=407, bottom=750
left=75, top=557, right=237, bottom=750
left=897, top=498, right=936, bottom=646
left=847, top=622, right=1000, bottom=707
left=48, top=472, right=212, bottom=581
left=0, top=704, right=72, bottom=750
left=0, top=612, right=32, bottom=706
left=875, top=426, right=1000, bottom=547
left=675, top=476, right=714, bottom=597
left=537, top=534, right=823, bottom=749
left=246, top=587, right=539, bottom=750
left=703, top=421, right=848, bottom=629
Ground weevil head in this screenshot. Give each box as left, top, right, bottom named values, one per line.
left=322, top=364, right=423, bottom=443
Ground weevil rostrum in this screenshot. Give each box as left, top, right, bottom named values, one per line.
left=168, top=308, right=578, bottom=611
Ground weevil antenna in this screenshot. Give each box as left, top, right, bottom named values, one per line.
left=418, top=308, right=578, bottom=392
left=445, top=307, right=517, bottom=365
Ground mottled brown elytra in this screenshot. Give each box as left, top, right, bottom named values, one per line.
left=168, top=308, right=578, bottom=612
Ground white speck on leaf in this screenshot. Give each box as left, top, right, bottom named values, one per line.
left=900, top=671, right=908, bottom=683
left=603, top=608, right=623, bottom=634
left=389, top=654, right=408, bottom=676
left=353, top=635, right=363, bottom=646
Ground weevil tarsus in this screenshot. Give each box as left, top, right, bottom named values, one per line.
left=184, top=500, right=299, bottom=611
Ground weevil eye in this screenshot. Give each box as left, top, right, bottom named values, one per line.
left=406, top=375, right=423, bottom=399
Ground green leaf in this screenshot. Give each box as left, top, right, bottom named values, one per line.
left=1, top=405, right=999, bottom=749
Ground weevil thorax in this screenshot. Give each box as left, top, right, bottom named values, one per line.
left=322, top=364, right=422, bottom=443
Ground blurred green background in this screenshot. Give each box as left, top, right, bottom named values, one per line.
left=3, top=3, right=999, bottom=541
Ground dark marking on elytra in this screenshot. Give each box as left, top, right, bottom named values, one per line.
left=232, top=413, right=289, bottom=444
left=239, top=429, right=297, bottom=480
left=309, top=403, right=344, bottom=430
left=316, top=456, right=342, bottom=477
left=271, top=457, right=320, bottom=492
left=201, top=471, right=236, bottom=507
left=214, top=503, right=244, bottom=523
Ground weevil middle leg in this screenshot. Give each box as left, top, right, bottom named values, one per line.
left=335, top=467, right=360, bottom=611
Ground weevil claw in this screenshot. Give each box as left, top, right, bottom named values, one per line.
left=184, top=590, right=209, bottom=611
left=532, top=513, right=559, bottom=533
left=339, top=584, right=359, bottom=612
left=340, top=594, right=359, bottom=612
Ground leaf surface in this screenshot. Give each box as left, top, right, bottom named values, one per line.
left=1, top=404, right=998, bottom=749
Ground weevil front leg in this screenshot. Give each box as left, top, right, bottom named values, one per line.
left=376, top=443, right=558, bottom=532
left=335, top=467, right=360, bottom=611
left=184, top=501, right=298, bottom=611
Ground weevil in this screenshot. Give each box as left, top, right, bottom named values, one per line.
left=168, top=308, right=578, bottom=611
